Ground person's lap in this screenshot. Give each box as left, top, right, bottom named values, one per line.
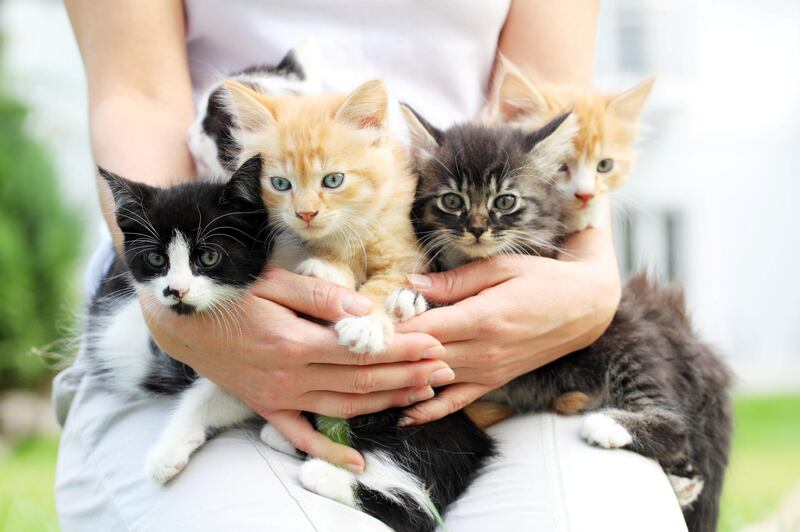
left=55, top=369, right=687, bottom=532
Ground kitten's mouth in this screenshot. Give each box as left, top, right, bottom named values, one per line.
left=169, top=302, right=197, bottom=315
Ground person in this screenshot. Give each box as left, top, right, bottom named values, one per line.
left=54, top=1, right=687, bottom=530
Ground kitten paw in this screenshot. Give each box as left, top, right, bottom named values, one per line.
left=300, top=458, right=357, bottom=507
left=580, top=412, right=633, bottom=449
left=668, top=474, right=705, bottom=507
left=295, top=258, right=354, bottom=288
left=386, top=288, right=427, bottom=322
left=260, top=424, right=301, bottom=458
left=334, top=315, right=391, bottom=355
left=145, top=439, right=203, bottom=484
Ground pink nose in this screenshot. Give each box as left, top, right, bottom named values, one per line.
left=177, top=288, right=188, bottom=299
left=575, top=193, right=594, bottom=206
left=296, top=211, right=318, bottom=224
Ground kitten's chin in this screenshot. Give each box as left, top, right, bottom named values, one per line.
left=457, top=241, right=506, bottom=259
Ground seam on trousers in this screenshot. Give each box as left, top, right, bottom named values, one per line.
left=544, top=414, right=571, bottom=532
left=244, top=429, right=323, bottom=532
left=64, top=378, right=133, bottom=532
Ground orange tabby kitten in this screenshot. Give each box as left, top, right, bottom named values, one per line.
left=223, top=79, right=425, bottom=355
left=489, top=56, right=654, bottom=231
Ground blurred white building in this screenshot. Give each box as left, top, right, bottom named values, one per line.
left=2, top=0, right=798, bottom=390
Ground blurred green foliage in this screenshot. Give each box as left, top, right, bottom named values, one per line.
left=0, top=88, right=82, bottom=390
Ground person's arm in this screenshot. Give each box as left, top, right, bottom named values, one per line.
left=66, top=0, right=453, bottom=470
left=397, top=0, right=621, bottom=425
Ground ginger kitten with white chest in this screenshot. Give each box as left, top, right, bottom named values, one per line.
left=489, top=57, right=654, bottom=231
left=223, top=79, right=425, bottom=354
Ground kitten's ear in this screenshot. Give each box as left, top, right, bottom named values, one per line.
left=492, top=55, right=550, bottom=123
left=524, top=112, right=579, bottom=172
left=98, top=167, right=153, bottom=213
left=607, top=77, right=655, bottom=123
left=223, top=80, right=276, bottom=131
left=222, top=155, right=264, bottom=206
left=400, top=103, right=442, bottom=161
left=335, top=79, right=388, bottom=132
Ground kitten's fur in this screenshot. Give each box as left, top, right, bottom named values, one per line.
left=83, top=156, right=271, bottom=483
left=405, top=106, right=732, bottom=532
left=189, top=41, right=321, bottom=180
left=488, top=56, right=654, bottom=231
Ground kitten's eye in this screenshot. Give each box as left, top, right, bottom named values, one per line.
left=597, top=159, right=614, bottom=173
left=559, top=163, right=569, bottom=173
left=440, top=193, right=464, bottom=212
left=494, top=194, right=518, bottom=212
left=145, top=251, right=166, bottom=268
left=198, top=249, right=221, bottom=268
left=270, top=177, right=292, bottom=191
left=322, top=173, right=345, bottom=189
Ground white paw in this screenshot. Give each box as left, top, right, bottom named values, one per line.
left=580, top=412, right=633, bottom=449
left=386, top=288, right=427, bottom=322
left=668, top=474, right=704, bottom=507
left=260, top=424, right=301, bottom=458
left=295, top=258, right=352, bottom=288
left=300, top=458, right=357, bottom=507
left=145, top=438, right=203, bottom=484
left=334, top=316, right=390, bottom=355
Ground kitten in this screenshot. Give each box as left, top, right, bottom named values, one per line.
left=488, top=56, right=654, bottom=231
left=222, top=78, right=426, bottom=354
left=83, top=156, right=271, bottom=484
left=404, top=106, right=732, bottom=532
left=189, top=41, right=321, bottom=180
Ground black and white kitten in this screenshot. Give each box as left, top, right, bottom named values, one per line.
left=403, top=105, right=733, bottom=532
left=83, top=156, right=270, bottom=483
left=189, top=41, right=321, bottom=179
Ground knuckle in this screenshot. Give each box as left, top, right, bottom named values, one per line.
left=352, top=351, right=371, bottom=366
left=441, top=270, right=461, bottom=295
left=352, top=369, right=377, bottom=394
left=288, top=433, right=311, bottom=453
left=477, top=315, right=505, bottom=336
left=339, top=400, right=362, bottom=419
left=311, top=280, right=340, bottom=315
left=267, top=369, right=293, bottom=390
left=446, top=393, right=470, bottom=412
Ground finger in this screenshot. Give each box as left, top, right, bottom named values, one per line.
left=302, top=327, right=445, bottom=366
left=395, top=301, right=487, bottom=343
left=262, top=410, right=365, bottom=473
left=308, top=360, right=455, bottom=394
left=253, top=267, right=372, bottom=321
left=398, top=383, right=491, bottom=426
left=407, top=255, right=525, bottom=304
left=301, top=385, right=435, bottom=419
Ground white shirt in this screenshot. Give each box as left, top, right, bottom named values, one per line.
left=185, top=0, right=511, bottom=127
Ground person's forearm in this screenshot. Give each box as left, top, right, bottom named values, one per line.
left=66, top=0, right=195, bottom=251
left=498, top=0, right=600, bottom=86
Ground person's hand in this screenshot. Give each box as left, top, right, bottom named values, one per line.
left=142, top=267, right=453, bottom=472
left=395, top=212, right=620, bottom=426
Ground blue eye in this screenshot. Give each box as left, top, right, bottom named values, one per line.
left=271, top=177, right=292, bottom=191
left=493, top=194, right=517, bottom=212
left=145, top=251, right=166, bottom=268
left=322, top=173, right=345, bottom=189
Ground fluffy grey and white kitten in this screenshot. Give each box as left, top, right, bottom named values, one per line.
left=82, top=156, right=271, bottom=484
left=403, top=105, right=732, bottom=532
left=189, top=41, right=321, bottom=180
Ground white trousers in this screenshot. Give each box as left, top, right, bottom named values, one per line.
left=53, top=365, right=687, bottom=532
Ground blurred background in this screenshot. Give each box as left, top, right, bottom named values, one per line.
left=0, top=0, right=797, bottom=530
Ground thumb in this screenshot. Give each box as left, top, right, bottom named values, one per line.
left=407, top=257, right=520, bottom=304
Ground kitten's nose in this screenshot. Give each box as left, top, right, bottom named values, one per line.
left=164, top=287, right=188, bottom=300
left=295, top=211, right=318, bottom=224
left=469, top=226, right=487, bottom=239
left=575, top=193, right=594, bottom=206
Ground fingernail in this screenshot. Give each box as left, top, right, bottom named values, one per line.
left=342, top=293, right=372, bottom=316
left=429, top=367, right=455, bottom=386
left=346, top=462, right=364, bottom=474
left=398, top=416, right=415, bottom=427
left=407, top=274, right=432, bottom=290
left=409, top=386, right=434, bottom=403
left=422, top=345, right=445, bottom=359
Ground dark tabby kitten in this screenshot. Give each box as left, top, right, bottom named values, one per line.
left=83, top=156, right=271, bottom=484
left=402, top=105, right=732, bottom=532
left=189, top=41, right=320, bottom=179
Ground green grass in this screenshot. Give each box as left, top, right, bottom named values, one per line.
left=0, top=436, right=59, bottom=532
left=0, top=395, right=798, bottom=531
